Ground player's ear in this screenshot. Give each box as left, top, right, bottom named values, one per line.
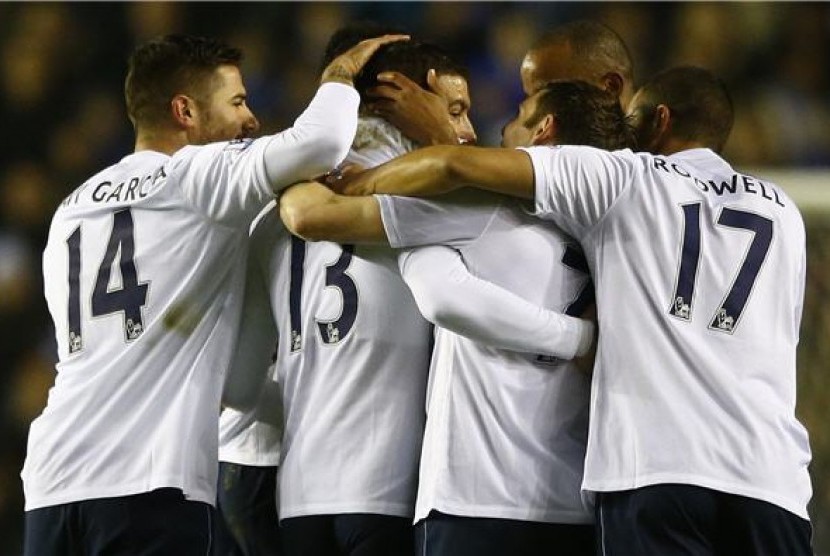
left=426, top=68, right=439, bottom=93
left=650, top=103, right=672, bottom=149
left=171, top=95, right=197, bottom=128
left=601, top=71, right=625, bottom=100
left=532, top=113, right=556, bottom=145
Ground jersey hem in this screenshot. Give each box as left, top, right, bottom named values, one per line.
left=218, top=451, right=280, bottom=467
left=24, top=480, right=215, bottom=512
left=415, top=500, right=593, bottom=525
left=279, top=501, right=413, bottom=520
left=219, top=457, right=280, bottom=467
left=583, top=473, right=810, bottom=521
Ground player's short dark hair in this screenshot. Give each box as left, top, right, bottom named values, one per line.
left=534, top=20, right=633, bottom=85
left=321, top=23, right=468, bottom=102
left=636, top=66, right=734, bottom=152
left=320, top=21, right=405, bottom=71
left=125, top=34, right=243, bottom=129
left=527, top=80, right=636, bottom=151
left=354, top=41, right=468, bottom=100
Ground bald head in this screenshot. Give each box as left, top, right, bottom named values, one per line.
left=521, top=20, right=634, bottom=108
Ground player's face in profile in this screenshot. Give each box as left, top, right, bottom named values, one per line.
left=520, top=44, right=580, bottom=96
left=500, top=94, right=540, bottom=148
left=193, top=65, right=260, bottom=144
left=432, top=73, right=476, bottom=144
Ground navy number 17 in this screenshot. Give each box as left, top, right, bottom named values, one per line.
left=669, top=203, right=773, bottom=333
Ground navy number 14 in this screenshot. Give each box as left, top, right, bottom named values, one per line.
left=66, top=208, right=149, bottom=353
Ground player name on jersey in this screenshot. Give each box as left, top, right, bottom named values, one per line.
left=60, top=167, right=167, bottom=208
left=652, top=156, right=786, bottom=207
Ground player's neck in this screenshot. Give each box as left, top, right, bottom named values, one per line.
left=134, top=128, right=189, bottom=156
left=657, top=137, right=710, bottom=157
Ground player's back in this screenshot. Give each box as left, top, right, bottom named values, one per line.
left=24, top=140, right=275, bottom=510
left=387, top=193, right=593, bottom=523
left=528, top=145, right=811, bottom=520
left=249, top=207, right=431, bottom=519
left=257, top=118, right=431, bottom=519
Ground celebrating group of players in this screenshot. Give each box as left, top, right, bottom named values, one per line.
left=21, top=17, right=813, bottom=556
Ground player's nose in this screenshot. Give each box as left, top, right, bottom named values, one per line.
left=458, top=117, right=477, bottom=145
left=244, top=112, right=260, bottom=135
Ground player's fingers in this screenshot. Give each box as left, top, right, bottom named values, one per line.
left=349, top=35, right=410, bottom=68
left=366, top=85, right=402, bottom=101
left=377, top=71, right=419, bottom=90
left=334, top=166, right=371, bottom=196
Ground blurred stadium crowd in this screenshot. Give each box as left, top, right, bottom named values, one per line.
left=0, top=2, right=829, bottom=554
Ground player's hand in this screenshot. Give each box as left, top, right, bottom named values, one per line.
left=366, top=70, right=458, bottom=146
left=321, top=34, right=410, bottom=86
left=327, top=164, right=367, bottom=194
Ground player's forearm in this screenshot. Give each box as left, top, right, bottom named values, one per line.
left=280, top=182, right=388, bottom=244
left=419, top=279, right=592, bottom=359
left=342, top=146, right=461, bottom=197
left=343, top=146, right=535, bottom=200
left=402, top=248, right=594, bottom=358
left=263, top=83, right=359, bottom=192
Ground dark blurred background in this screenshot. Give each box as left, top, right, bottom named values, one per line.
left=1, top=2, right=829, bottom=554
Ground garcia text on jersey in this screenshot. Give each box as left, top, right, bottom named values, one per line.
left=60, top=167, right=166, bottom=208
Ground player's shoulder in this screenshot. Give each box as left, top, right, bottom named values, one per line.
left=167, top=138, right=262, bottom=172
left=523, top=144, right=641, bottom=170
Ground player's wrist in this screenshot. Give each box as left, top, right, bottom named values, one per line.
left=320, top=66, right=354, bottom=87
left=321, top=64, right=355, bottom=87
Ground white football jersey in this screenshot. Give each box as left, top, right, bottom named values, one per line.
left=22, top=82, right=359, bottom=511
left=523, top=145, right=812, bottom=520
left=219, top=364, right=281, bottom=467
left=243, top=118, right=431, bottom=519
left=378, top=191, right=593, bottom=524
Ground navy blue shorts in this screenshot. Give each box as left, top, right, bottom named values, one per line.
left=596, top=484, right=813, bottom=555
left=214, top=462, right=280, bottom=555
left=24, top=487, right=213, bottom=556
left=415, top=510, right=596, bottom=556
left=280, top=513, right=413, bottom=556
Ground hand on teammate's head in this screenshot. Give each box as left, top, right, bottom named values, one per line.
left=321, top=35, right=410, bottom=87
left=366, top=70, right=458, bottom=147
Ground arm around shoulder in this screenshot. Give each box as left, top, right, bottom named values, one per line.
left=342, top=146, right=535, bottom=200
left=279, top=181, right=388, bottom=244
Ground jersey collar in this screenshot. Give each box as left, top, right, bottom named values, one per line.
left=668, top=148, right=731, bottom=172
